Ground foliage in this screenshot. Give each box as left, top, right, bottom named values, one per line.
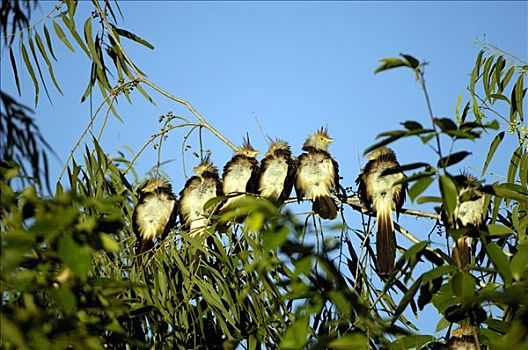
left=1, top=1, right=527, bottom=349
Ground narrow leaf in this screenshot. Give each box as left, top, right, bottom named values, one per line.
left=438, top=151, right=471, bottom=168
left=485, top=243, right=512, bottom=285
left=60, top=13, right=90, bottom=57
left=28, top=34, right=51, bottom=102
left=35, top=31, right=62, bottom=94
left=43, top=24, right=57, bottom=60
left=482, top=132, right=504, bottom=176
left=409, top=176, right=434, bottom=202
left=113, top=26, right=154, bottom=50
left=53, top=21, right=75, bottom=52
left=9, top=48, right=21, bottom=95
left=439, top=175, right=458, bottom=217
left=20, top=42, right=39, bottom=106
left=374, top=57, right=410, bottom=74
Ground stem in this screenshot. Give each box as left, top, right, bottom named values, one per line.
left=137, top=77, right=238, bottom=152
left=419, top=70, right=443, bottom=161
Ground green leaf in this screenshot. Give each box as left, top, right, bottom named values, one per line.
left=28, top=34, right=51, bottom=102
left=515, top=74, right=524, bottom=119
left=60, top=13, right=91, bottom=57
left=486, top=243, right=512, bottom=285
left=434, top=118, right=457, bottom=132
left=363, top=134, right=404, bottom=155
left=49, top=287, right=77, bottom=316
left=409, top=175, right=434, bottom=202
left=35, top=31, right=63, bottom=94
left=262, top=225, right=289, bottom=250
left=486, top=224, right=514, bottom=236
left=390, top=335, right=434, bottom=350
left=100, top=233, right=121, bottom=252
left=400, top=53, right=420, bottom=69
left=416, top=196, right=442, bottom=204
left=432, top=283, right=457, bottom=314
left=329, top=333, right=368, bottom=349
left=451, top=272, right=476, bottom=304
left=439, top=175, right=458, bottom=217
left=81, top=62, right=96, bottom=103
left=507, top=146, right=523, bottom=190
left=482, top=56, right=494, bottom=97
left=113, top=26, right=155, bottom=50
left=279, top=316, right=309, bottom=349
left=437, top=151, right=471, bottom=168
left=484, top=183, right=528, bottom=204
left=9, top=48, right=21, bottom=95
left=20, top=42, right=39, bottom=106
left=53, top=21, right=75, bottom=52
left=489, top=93, right=511, bottom=104
left=58, top=235, right=92, bottom=282
left=0, top=314, right=30, bottom=350
left=511, top=244, right=528, bottom=281
left=520, top=152, right=528, bottom=188
left=374, top=57, right=410, bottom=74
left=401, top=121, right=423, bottom=130
left=83, top=17, right=102, bottom=68
left=482, top=132, right=504, bottom=177
left=43, top=24, right=57, bottom=61
left=455, top=93, right=464, bottom=124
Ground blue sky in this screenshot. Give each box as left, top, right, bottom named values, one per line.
left=2, top=0, right=526, bottom=337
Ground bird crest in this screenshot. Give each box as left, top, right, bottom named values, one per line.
left=139, top=177, right=172, bottom=193
left=366, top=146, right=395, bottom=160
left=265, top=138, right=290, bottom=157
left=193, top=155, right=218, bottom=176
left=303, top=127, right=334, bottom=151
left=237, top=135, right=260, bottom=158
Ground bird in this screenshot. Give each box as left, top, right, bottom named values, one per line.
left=295, top=127, right=340, bottom=220
left=356, top=146, right=407, bottom=277
left=442, top=173, right=486, bottom=269
left=258, top=139, right=296, bottom=204
left=179, top=156, right=223, bottom=236
left=445, top=324, right=478, bottom=350
left=132, top=178, right=178, bottom=255
left=221, top=136, right=260, bottom=213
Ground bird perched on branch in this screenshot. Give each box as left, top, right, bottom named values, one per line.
left=442, top=173, right=486, bottom=269
left=132, top=178, right=178, bottom=255
left=295, top=127, right=340, bottom=220
left=356, top=146, right=407, bottom=277
left=258, top=139, right=296, bottom=204
left=221, top=137, right=260, bottom=212
left=179, top=156, right=223, bottom=236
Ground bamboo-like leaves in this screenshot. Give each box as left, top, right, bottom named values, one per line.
left=482, top=131, right=505, bottom=176
left=8, top=48, right=21, bottom=95
left=20, top=42, right=39, bottom=106
left=439, top=175, right=457, bottom=217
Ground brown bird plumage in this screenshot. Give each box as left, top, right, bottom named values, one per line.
left=221, top=137, right=260, bottom=211
left=442, top=173, right=486, bottom=269
left=132, top=178, right=178, bottom=255
left=295, top=127, right=340, bottom=220
left=356, top=146, right=406, bottom=277
left=258, top=139, right=296, bottom=203
left=179, top=156, right=223, bottom=236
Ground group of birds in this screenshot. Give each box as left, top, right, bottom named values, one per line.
left=132, top=127, right=487, bottom=277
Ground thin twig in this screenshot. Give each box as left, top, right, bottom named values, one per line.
left=137, top=77, right=238, bottom=152
left=123, top=122, right=200, bottom=175
left=419, top=69, right=443, bottom=160
left=58, top=87, right=124, bottom=182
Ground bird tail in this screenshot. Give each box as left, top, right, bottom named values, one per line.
left=136, top=236, right=154, bottom=256
left=376, top=201, right=396, bottom=277
left=453, top=236, right=471, bottom=268
left=313, top=195, right=338, bottom=220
